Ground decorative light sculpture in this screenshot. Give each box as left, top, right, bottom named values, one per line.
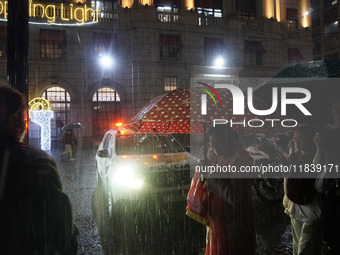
left=28, top=97, right=54, bottom=151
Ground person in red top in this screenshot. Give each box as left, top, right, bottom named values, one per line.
left=202, top=124, right=256, bottom=255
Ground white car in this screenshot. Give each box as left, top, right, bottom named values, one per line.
left=94, top=128, right=203, bottom=254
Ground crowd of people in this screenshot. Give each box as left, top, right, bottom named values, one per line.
left=1, top=83, right=340, bottom=254
left=187, top=99, right=340, bottom=255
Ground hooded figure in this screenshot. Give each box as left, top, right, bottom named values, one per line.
left=0, top=85, right=78, bottom=254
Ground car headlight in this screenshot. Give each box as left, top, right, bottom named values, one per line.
left=112, top=164, right=143, bottom=189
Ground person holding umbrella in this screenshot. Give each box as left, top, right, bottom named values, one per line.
left=59, top=128, right=77, bottom=161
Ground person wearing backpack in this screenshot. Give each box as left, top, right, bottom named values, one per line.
left=283, top=125, right=324, bottom=255
left=0, top=85, right=78, bottom=254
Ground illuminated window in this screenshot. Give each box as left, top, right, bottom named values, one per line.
left=164, top=76, right=177, bottom=91
left=156, top=0, right=179, bottom=23
left=93, top=33, right=117, bottom=56
left=92, top=0, right=105, bottom=10
left=325, top=0, right=338, bottom=8
left=160, top=34, right=182, bottom=61
left=245, top=41, right=265, bottom=66
left=92, top=87, right=120, bottom=102
left=196, top=0, right=222, bottom=17
left=91, top=1, right=111, bottom=12
left=39, top=29, right=66, bottom=59
left=91, top=0, right=117, bottom=19
left=0, top=26, right=6, bottom=58
left=204, top=37, right=225, bottom=66
left=93, top=87, right=121, bottom=136
left=41, top=86, right=71, bottom=138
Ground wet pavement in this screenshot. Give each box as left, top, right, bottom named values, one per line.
left=43, top=138, right=297, bottom=255
left=49, top=139, right=104, bottom=255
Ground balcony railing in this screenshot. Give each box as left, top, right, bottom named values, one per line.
left=199, top=16, right=224, bottom=27
left=97, top=11, right=119, bottom=22
left=157, top=12, right=179, bottom=23
left=241, top=19, right=264, bottom=32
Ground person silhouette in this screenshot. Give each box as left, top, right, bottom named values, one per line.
left=0, top=85, right=78, bottom=254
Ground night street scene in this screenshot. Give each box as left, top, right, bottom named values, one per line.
left=1, top=0, right=340, bottom=255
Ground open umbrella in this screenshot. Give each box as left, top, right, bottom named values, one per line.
left=61, top=122, right=82, bottom=131
left=123, top=87, right=282, bottom=135
left=255, top=60, right=340, bottom=125
left=272, top=60, right=340, bottom=78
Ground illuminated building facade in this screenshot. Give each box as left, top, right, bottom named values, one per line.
left=311, top=0, right=339, bottom=60
left=0, top=0, right=313, bottom=138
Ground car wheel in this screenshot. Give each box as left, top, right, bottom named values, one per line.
left=91, top=175, right=114, bottom=254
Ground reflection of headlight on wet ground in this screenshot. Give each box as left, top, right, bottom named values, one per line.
left=112, top=164, right=143, bottom=189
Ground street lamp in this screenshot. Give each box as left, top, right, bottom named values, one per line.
left=214, top=56, right=224, bottom=68
left=99, top=54, right=114, bottom=69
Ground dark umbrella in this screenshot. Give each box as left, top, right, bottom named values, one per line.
left=61, top=122, right=82, bottom=131
left=272, top=60, right=340, bottom=78
left=255, top=60, right=340, bottom=126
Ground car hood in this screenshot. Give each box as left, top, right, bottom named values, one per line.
left=115, top=152, right=197, bottom=170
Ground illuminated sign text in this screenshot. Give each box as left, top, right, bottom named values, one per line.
left=0, top=0, right=101, bottom=24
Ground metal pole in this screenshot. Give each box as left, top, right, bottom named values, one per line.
left=7, top=0, right=29, bottom=96
left=7, top=0, right=29, bottom=143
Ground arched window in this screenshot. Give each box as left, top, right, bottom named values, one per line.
left=92, top=87, right=121, bottom=137
left=41, top=86, right=71, bottom=138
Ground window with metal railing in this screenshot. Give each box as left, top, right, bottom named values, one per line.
left=244, top=41, right=265, bottom=66
left=164, top=76, right=177, bottom=91
left=92, top=87, right=121, bottom=136
left=41, top=86, right=71, bottom=138
left=39, top=29, right=66, bottom=59
left=160, top=34, right=182, bottom=61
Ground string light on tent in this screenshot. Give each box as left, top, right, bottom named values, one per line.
left=28, top=97, right=54, bottom=151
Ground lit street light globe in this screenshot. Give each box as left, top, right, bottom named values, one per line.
left=99, top=55, right=114, bottom=68
left=214, top=56, right=224, bottom=68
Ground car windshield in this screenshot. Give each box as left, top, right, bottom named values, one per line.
left=116, top=134, right=185, bottom=155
